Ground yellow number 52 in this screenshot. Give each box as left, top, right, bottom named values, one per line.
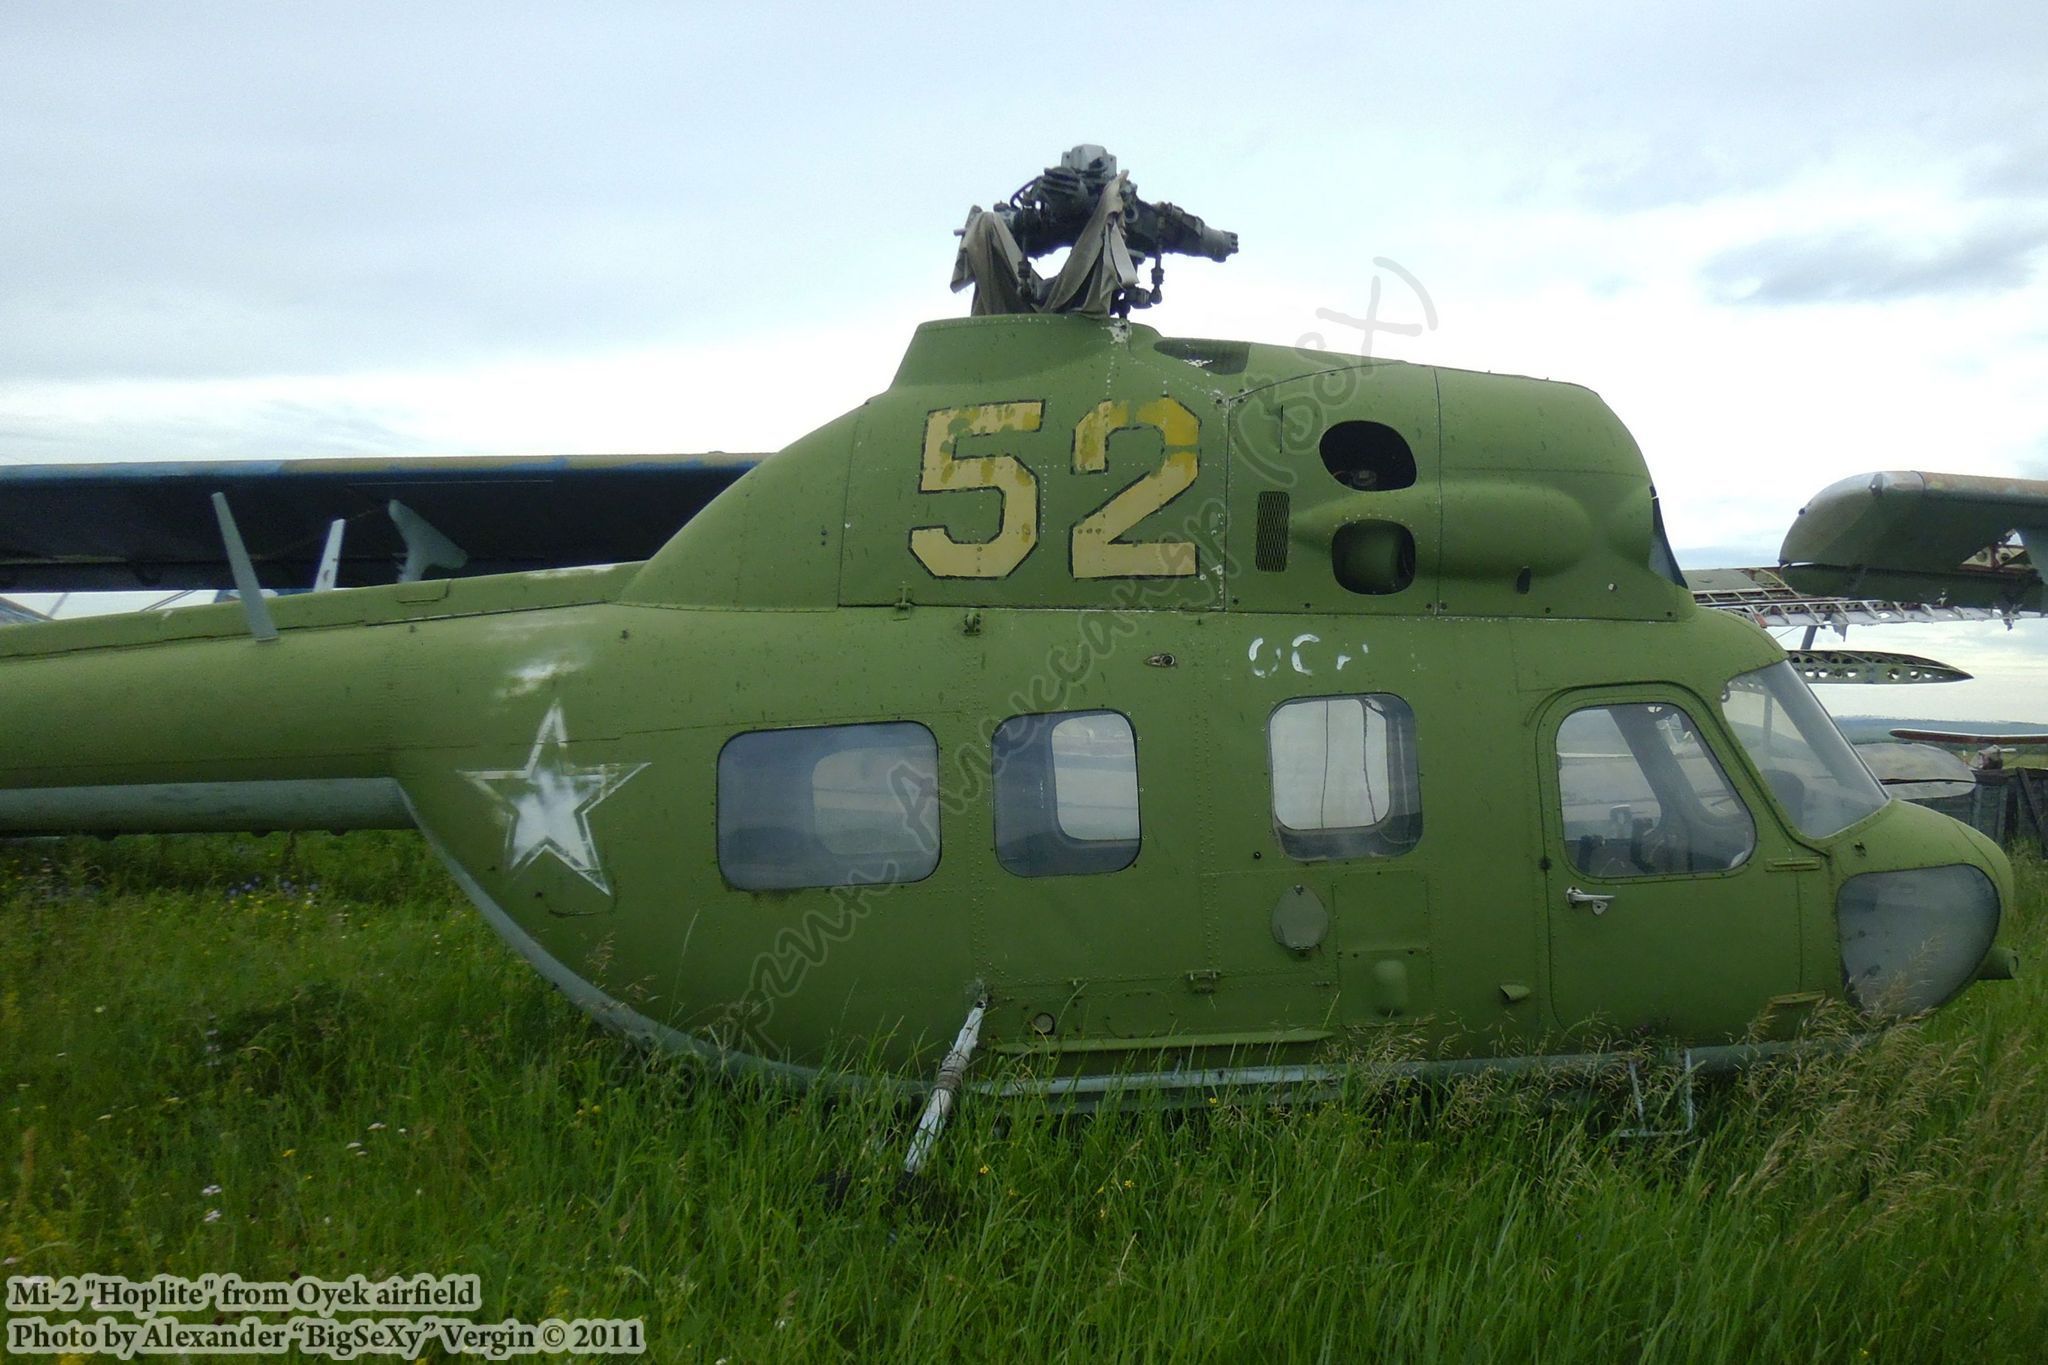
left=1071, top=397, right=1200, bottom=579
left=909, top=396, right=1200, bottom=580
left=909, top=402, right=1044, bottom=579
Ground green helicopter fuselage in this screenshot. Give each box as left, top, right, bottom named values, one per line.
left=0, top=315, right=2014, bottom=1093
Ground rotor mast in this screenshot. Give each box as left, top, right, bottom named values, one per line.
left=950, top=144, right=1239, bottom=318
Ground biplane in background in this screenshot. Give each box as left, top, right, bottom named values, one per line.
left=0, top=149, right=2038, bottom=1124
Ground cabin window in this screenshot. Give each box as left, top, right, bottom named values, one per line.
left=1268, top=695, right=1422, bottom=860
left=717, top=722, right=939, bottom=890
left=1720, top=661, right=1887, bottom=837
left=993, top=710, right=1141, bottom=877
left=1555, top=703, right=1755, bottom=878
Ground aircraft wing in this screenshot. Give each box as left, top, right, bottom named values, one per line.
left=1888, top=728, right=2048, bottom=747
left=1688, top=469, right=2046, bottom=629
left=0, top=453, right=761, bottom=592
left=1775, top=470, right=2045, bottom=613
left=1683, top=565, right=2024, bottom=629
left=1853, top=739, right=1979, bottom=800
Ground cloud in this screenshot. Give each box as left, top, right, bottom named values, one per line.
left=1702, top=218, right=2048, bottom=305
left=0, top=396, right=417, bottom=463
left=1966, top=139, right=2048, bottom=199
left=1672, top=541, right=1782, bottom=572
left=1566, top=139, right=1810, bottom=214
left=0, top=6, right=977, bottom=382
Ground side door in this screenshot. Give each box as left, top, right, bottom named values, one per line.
left=1199, top=691, right=1430, bottom=1034
left=1538, top=688, right=1804, bottom=1041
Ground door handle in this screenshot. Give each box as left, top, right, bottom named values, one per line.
left=1565, top=887, right=1615, bottom=915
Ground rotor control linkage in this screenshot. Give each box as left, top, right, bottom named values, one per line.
left=902, top=994, right=988, bottom=1179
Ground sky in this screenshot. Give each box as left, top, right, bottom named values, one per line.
left=3, top=1, right=2044, bottom=720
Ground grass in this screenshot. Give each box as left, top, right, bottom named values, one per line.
left=2, top=833, right=2044, bottom=1362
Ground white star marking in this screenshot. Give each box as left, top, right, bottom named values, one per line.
left=462, top=703, right=648, bottom=895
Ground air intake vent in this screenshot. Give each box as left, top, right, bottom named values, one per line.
left=1254, top=491, right=1291, bottom=572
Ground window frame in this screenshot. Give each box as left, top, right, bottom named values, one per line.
left=991, top=708, right=1143, bottom=879
left=1265, top=692, right=1424, bottom=863
left=1716, top=660, right=1890, bottom=842
left=715, top=719, right=942, bottom=892
left=1548, top=695, right=1760, bottom=883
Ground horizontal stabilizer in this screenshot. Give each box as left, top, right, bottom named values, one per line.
left=0, top=452, right=761, bottom=591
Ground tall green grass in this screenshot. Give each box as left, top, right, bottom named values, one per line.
left=3, top=833, right=2044, bottom=1361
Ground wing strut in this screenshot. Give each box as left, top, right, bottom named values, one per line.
left=209, top=493, right=278, bottom=643
left=389, top=500, right=469, bottom=583
left=313, top=519, right=347, bottom=592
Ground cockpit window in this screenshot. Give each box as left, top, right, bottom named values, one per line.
left=1721, top=662, right=1887, bottom=838
left=1555, top=702, right=1756, bottom=878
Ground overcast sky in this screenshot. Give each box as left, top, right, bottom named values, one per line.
left=3, top=1, right=2044, bottom=719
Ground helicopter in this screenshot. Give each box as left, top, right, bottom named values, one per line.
left=0, top=147, right=2034, bottom=1114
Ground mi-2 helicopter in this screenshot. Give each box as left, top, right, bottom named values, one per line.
left=0, top=147, right=2033, bottom=1109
